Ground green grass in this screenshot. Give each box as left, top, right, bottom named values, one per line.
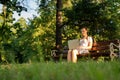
left=0, top=61, right=120, bottom=80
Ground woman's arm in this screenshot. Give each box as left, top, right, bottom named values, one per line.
left=80, top=41, right=93, bottom=50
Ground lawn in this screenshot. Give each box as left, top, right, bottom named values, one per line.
left=0, top=60, right=120, bottom=80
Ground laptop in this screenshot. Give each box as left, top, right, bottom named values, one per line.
left=68, top=39, right=80, bottom=50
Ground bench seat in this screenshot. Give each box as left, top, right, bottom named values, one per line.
left=51, top=40, right=120, bottom=60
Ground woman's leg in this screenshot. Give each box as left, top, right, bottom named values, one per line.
left=67, top=50, right=72, bottom=62
left=72, top=49, right=79, bottom=63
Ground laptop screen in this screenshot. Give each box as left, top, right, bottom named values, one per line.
left=68, top=39, right=80, bottom=50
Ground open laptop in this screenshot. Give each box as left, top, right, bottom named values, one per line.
left=68, top=39, right=80, bottom=50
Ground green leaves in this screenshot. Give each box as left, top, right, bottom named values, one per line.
left=64, top=0, right=120, bottom=40
left=0, top=0, right=120, bottom=63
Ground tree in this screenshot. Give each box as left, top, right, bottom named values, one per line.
left=0, top=0, right=119, bottom=63
left=56, top=0, right=63, bottom=49
left=29, top=0, right=57, bottom=60
left=0, top=0, right=27, bottom=63
left=64, top=0, right=120, bottom=41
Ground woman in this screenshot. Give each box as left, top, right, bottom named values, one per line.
left=67, top=27, right=93, bottom=63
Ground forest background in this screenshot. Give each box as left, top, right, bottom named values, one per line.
left=0, top=0, right=120, bottom=63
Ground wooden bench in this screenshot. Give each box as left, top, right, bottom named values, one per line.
left=51, top=40, right=120, bottom=60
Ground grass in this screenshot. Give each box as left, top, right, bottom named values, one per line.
left=0, top=60, right=120, bottom=80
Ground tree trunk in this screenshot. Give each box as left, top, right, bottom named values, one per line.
left=56, top=0, right=62, bottom=50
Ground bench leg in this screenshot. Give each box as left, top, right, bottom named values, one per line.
left=110, top=52, right=118, bottom=61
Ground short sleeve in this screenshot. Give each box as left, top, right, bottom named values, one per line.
left=88, top=36, right=93, bottom=43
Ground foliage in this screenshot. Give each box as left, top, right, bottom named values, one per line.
left=64, top=0, right=120, bottom=41
left=0, top=0, right=120, bottom=63
left=28, top=0, right=56, bottom=59
left=0, top=7, right=15, bottom=63
left=0, top=0, right=27, bottom=14
left=0, top=0, right=41, bottom=63
left=0, top=61, right=120, bottom=80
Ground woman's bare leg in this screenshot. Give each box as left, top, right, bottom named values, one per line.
left=72, top=49, right=79, bottom=63
left=67, top=50, right=72, bottom=62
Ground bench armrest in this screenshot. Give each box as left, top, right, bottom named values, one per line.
left=51, top=50, right=57, bottom=56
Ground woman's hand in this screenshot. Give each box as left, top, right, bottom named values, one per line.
left=76, top=46, right=84, bottom=49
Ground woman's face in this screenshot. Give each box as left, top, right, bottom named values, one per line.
left=81, top=28, right=88, bottom=37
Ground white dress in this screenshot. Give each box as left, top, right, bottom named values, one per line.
left=78, top=36, right=93, bottom=54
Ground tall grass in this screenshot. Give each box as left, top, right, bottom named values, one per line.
left=0, top=61, right=120, bottom=80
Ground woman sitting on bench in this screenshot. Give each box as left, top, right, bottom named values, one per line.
left=67, top=27, right=93, bottom=63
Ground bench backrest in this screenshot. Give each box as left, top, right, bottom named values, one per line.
left=91, top=40, right=120, bottom=51
left=67, top=39, right=120, bottom=51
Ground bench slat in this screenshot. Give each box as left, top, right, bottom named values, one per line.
left=51, top=39, right=120, bottom=60
left=92, top=40, right=119, bottom=47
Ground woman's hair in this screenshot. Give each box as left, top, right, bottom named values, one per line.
left=81, top=27, right=88, bottom=31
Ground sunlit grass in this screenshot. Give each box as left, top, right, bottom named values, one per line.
left=0, top=61, right=120, bottom=80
